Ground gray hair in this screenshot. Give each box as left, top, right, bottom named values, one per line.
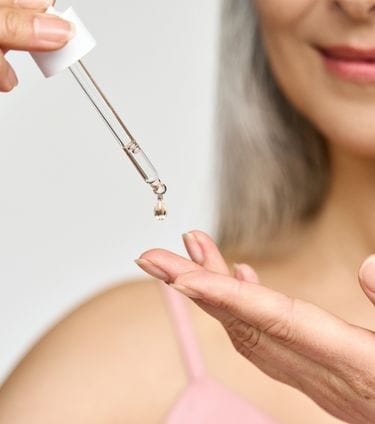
left=216, top=0, right=331, bottom=261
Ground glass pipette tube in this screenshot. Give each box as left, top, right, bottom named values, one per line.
left=68, top=60, right=167, bottom=220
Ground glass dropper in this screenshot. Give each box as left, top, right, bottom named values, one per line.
left=69, top=60, right=167, bottom=221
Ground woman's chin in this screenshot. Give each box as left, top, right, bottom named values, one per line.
left=327, top=131, right=375, bottom=158
left=313, top=112, right=375, bottom=158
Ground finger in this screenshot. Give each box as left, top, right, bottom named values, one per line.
left=136, top=248, right=344, bottom=369
left=136, top=248, right=236, bottom=324
left=173, top=269, right=375, bottom=377
left=233, top=263, right=260, bottom=283
left=137, top=249, right=203, bottom=283
left=0, top=0, right=54, bottom=11
left=182, top=231, right=230, bottom=274
left=0, top=49, right=17, bottom=91
left=136, top=248, right=375, bottom=380
left=137, top=248, right=263, bottom=337
left=137, top=250, right=375, bottom=420
left=182, top=231, right=260, bottom=283
left=0, top=8, right=74, bottom=51
left=358, top=255, right=375, bottom=306
left=136, top=249, right=236, bottom=323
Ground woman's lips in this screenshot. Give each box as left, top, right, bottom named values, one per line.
left=318, top=45, right=375, bottom=83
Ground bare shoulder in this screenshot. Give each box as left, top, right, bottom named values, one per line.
left=0, top=279, right=186, bottom=424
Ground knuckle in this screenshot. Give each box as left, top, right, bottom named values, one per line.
left=348, top=374, right=375, bottom=401
left=324, top=370, right=351, bottom=402
left=225, top=318, right=262, bottom=357
left=3, top=10, right=20, bottom=38
left=263, top=318, right=294, bottom=345
left=234, top=341, right=253, bottom=359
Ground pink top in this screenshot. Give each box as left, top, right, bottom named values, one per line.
left=159, top=283, right=277, bottom=423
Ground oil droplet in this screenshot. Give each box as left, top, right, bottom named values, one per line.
left=154, top=197, right=167, bottom=221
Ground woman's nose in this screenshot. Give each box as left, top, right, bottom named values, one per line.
left=333, top=0, right=375, bottom=20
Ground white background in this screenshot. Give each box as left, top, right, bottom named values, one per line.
left=0, top=0, right=219, bottom=382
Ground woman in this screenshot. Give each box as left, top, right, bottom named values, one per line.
left=1, top=0, right=375, bottom=423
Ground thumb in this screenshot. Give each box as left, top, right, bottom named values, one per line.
left=358, top=255, right=375, bottom=305
left=0, top=8, right=73, bottom=52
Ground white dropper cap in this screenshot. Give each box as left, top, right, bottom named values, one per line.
left=30, top=6, right=96, bottom=78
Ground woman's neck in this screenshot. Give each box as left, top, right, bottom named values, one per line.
left=312, top=145, right=375, bottom=268
left=252, top=145, right=375, bottom=323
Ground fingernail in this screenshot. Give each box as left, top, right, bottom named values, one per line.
left=233, top=263, right=243, bottom=279
left=182, top=232, right=204, bottom=264
left=15, top=0, right=53, bottom=9
left=233, top=263, right=259, bottom=283
left=135, top=258, right=171, bottom=282
left=359, top=255, right=375, bottom=292
left=169, top=284, right=202, bottom=299
left=7, top=66, right=18, bottom=88
left=33, top=15, right=75, bottom=43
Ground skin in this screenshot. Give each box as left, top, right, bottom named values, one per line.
left=2, top=0, right=375, bottom=423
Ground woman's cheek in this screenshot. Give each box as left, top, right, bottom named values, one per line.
left=253, top=0, right=315, bottom=27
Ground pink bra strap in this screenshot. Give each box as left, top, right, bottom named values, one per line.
left=160, top=282, right=206, bottom=381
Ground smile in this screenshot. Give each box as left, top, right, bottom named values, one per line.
left=318, top=45, right=375, bottom=84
